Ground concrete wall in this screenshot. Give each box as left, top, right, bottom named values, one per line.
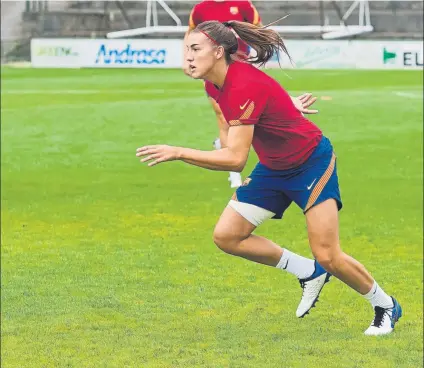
left=7, top=1, right=424, bottom=40
left=1, top=1, right=26, bottom=40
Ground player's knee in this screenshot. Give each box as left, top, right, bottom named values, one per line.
left=212, top=227, right=240, bottom=255
left=313, top=246, right=342, bottom=273
left=315, top=254, right=334, bottom=272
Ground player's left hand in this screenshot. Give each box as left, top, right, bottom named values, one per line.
left=292, top=93, right=318, bottom=114
left=136, top=145, right=181, bottom=167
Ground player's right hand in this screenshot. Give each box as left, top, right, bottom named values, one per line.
left=136, top=144, right=181, bottom=167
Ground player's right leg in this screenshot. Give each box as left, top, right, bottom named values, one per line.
left=212, top=195, right=330, bottom=317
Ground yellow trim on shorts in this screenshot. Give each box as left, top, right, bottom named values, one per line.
left=304, top=153, right=336, bottom=212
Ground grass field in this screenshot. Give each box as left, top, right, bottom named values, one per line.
left=1, top=67, right=423, bottom=368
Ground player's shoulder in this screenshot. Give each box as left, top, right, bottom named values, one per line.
left=192, top=0, right=209, bottom=12
left=224, top=63, right=279, bottom=103
left=226, top=81, right=269, bottom=101
left=229, top=62, right=270, bottom=85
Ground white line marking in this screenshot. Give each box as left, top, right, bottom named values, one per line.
left=1, top=89, right=197, bottom=95
left=0, top=96, right=208, bottom=112
left=394, top=92, right=423, bottom=99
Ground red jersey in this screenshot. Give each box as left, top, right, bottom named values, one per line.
left=188, top=0, right=261, bottom=29
left=188, top=1, right=261, bottom=55
left=205, top=62, right=323, bottom=170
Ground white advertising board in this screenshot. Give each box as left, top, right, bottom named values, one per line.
left=31, top=38, right=183, bottom=68
left=31, top=39, right=84, bottom=68
left=31, top=39, right=423, bottom=70
left=266, top=40, right=423, bottom=70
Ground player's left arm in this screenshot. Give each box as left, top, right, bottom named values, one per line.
left=290, top=93, right=319, bottom=114
left=136, top=125, right=253, bottom=172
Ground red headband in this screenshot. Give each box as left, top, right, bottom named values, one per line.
left=199, top=30, right=219, bottom=45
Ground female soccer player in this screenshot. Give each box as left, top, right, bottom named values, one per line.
left=137, top=20, right=402, bottom=335
left=183, top=0, right=262, bottom=188
left=184, top=1, right=318, bottom=189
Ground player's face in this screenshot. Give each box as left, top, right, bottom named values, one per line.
left=186, top=32, right=223, bottom=79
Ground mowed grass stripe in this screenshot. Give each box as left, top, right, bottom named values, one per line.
left=1, top=69, right=422, bottom=368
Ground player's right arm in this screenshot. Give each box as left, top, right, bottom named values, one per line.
left=136, top=86, right=264, bottom=171
left=136, top=125, right=253, bottom=172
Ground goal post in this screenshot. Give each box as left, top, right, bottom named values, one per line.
left=106, top=0, right=374, bottom=40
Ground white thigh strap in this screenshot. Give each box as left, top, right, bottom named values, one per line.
left=228, top=200, right=275, bottom=227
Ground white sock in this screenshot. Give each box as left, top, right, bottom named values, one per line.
left=276, top=249, right=315, bottom=279
left=363, top=281, right=393, bottom=309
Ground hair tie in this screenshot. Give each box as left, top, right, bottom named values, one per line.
left=222, top=21, right=232, bottom=28
left=199, top=30, right=218, bottom=45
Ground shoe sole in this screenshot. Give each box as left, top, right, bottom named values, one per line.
left=298, top=273, right=331, bottom=319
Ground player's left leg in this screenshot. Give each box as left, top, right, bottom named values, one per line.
left=292, top=136, right=402, bottom=335
left=306, top=197, right=402, bottom=335
left=284, top=136, right=401, bottom=330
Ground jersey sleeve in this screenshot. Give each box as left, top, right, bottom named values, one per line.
left=188, top=4, right=202, bottom=31
left=221, top=86, right=268, bottom=126
left=240, top=1, right=261, bottom=25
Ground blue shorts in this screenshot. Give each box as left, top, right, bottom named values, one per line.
left=233, top=136, right=342, bottom=219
